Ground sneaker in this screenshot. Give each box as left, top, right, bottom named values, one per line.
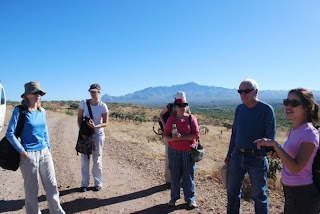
left=168, top=199, right=176, bottom=207
left=80, top=187, right=87, bottom=192
left=93, top=186, right=102, bottom=191
left=189, top=201, right=197, bottom=208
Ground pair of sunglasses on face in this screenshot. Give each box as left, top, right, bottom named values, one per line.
left=237, top=88, right=254, bottom=94
left=177, top=103, right=188, bottom=108
left=31, top=91, right=41, bottom=95
left=283, top=99, right=302, bottom=107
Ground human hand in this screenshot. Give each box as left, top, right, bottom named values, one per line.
left=87, top=119, right=96, bottom=128
left=224, top=156, right=231, bottom=165
left=20, top=151, right=28, bottom=160
left=254, top=138, right=277, bottom=150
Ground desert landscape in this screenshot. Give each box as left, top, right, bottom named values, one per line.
left=0, top=102, right=286, bottom=214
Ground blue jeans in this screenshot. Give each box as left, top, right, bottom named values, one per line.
left=168, top=145, right=196, bottom=203
left=227, top=150, right=269, bottom=214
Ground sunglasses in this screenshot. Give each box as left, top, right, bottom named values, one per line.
left=237, top=89, right=254, bottom=94
left=283, top=99, right=302, bottom=107
left=177, top=104, right=188, bottom=108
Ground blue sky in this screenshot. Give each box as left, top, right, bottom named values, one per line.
left=0, top=0, right=319, bottom=101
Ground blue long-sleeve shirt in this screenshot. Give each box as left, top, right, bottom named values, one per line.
left=6, top=106, right=51, bottom=153
left=227, top=101, right=276, bottom=157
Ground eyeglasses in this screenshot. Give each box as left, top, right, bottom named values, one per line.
left=177, top=104, right=188, bottom=108
left=31, top=91, right=41, bottom=95
left=283, top=99, right=302, bottom=107
left=237, top=89, right=254, bottom=94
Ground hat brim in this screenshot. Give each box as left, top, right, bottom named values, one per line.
left=21, top=90, right=46, bottom=98
left=88, top=89, right=100, bottom=92
left=175, top=99, right=188, bottom=105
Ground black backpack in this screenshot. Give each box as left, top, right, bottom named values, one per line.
left=312, top=149, right=320, bottom=191
left=0, top=105, right=26, bottom=171
left=75, top=100, right=94, bottom=158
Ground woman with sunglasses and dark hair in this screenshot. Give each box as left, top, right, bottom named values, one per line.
left=6, top=81, right=65, bottom=214
left=255, top=88, right=320, bottom=214
left=163, top=96, right=200, bottom=209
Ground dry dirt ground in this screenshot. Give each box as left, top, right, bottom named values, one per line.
left=0, top=107, right=285, bottom=214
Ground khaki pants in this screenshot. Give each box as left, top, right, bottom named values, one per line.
left=165, top=142, right=171, bottom=183
left=20, top=147, right=65, bottom=214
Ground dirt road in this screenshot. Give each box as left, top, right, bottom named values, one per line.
left=0, top=112, right=284, bottom=214
left=0, top=114, right=217, bottom=214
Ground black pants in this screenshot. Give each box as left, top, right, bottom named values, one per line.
left=283, top=183, right=320, bottom=214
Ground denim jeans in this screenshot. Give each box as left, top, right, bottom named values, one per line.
left=227, top=150, right=269, bottom=214
left=168, top=145, right=196, bottom=203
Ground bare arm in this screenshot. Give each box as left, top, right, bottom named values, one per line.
left=88, top=113, right=108, bottom=129
left=164, top=133, right=199, bottom=143
left=255, top=139, right=315, bottom=174
left=159, top=107, right=169, bottom=127
left=77, top=109, right=84, bottom=128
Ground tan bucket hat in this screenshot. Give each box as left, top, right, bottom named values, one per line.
left=21, top=81, right=46, bottom=98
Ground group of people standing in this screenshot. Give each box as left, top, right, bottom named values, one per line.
left=5, top=81, right=108, bottom=214
left=160, top=79, right=320, bottom=214
left=4, top=78, right=320, bottom=214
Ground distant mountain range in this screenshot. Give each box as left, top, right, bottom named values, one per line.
left=101, top=82, right=320, bottom=107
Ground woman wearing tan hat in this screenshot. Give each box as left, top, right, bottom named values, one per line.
left=77, top=83, right=108, bottom=192
left=6, top=81, right=65, bottom=214
left=163, top=96, right=200, bottom=209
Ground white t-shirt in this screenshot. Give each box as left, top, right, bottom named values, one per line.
left=80, top=100, right=108, bottom=132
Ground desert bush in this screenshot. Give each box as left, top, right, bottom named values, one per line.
left=69, top=103, right=80, bottom=109
left=267, top=157, right=282, bottom=181
left=65, top=110, right=75, bottom=116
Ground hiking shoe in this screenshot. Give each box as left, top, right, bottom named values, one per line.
left=80, top=187, right=87, bottom=192
left=93, top=186, right=102, bottom=191
left=168, top=199, right=176, bottom=207
left=189, top=201, right=198, bottom=208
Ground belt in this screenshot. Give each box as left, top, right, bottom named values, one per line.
left=236, top=147, right=259, bottom=154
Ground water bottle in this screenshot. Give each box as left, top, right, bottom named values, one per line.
left=172, top=124, right=178, bottom=136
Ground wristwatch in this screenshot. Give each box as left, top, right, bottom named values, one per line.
left=274, top=143, right=282, bottom=151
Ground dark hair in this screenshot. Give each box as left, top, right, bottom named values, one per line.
left=288, top=88, right=319, bottom=123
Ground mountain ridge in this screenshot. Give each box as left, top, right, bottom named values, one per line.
left=101, top=82, right=320, bottom=107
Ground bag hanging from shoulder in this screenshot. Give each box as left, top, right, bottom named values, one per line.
left=0, top=106, right=26, bottom=171
left=188, top=115, right=205, bottom=162
left=75, top=100, right=94, bottom=158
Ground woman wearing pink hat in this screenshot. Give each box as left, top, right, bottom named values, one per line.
left=163, top=93, right=200, bottom=209
left=159, top=91, right=191, bottom=189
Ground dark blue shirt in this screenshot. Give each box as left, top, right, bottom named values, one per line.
left=227, top=101, right=276, bottom=157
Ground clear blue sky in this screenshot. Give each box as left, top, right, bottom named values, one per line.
left=0, top=0, right=319, bottom=101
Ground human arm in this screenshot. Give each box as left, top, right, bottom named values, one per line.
left=159, top=106, right=169, bottom=128
left=255, top=139, right=315, bottom=174
left=5, top=107, right=25, bottom=154
left=43, top=109, right=51, bottom=151
left=225, top=107, right=238, bottom=165
left=77, top=107, right=84, bottom=128
left=87, top=112, right=108, bottom=129
left=163, top=115, right=200, bottom=142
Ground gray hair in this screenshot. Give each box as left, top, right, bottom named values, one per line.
left=241, top=78, right=258, bottom=90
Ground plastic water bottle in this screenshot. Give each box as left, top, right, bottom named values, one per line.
left=172, top=124, right=178, bottom=136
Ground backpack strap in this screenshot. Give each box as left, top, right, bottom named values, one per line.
left=86, top=100, right=93, bottom=119
left=15, top=105, right=27, bottom=138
